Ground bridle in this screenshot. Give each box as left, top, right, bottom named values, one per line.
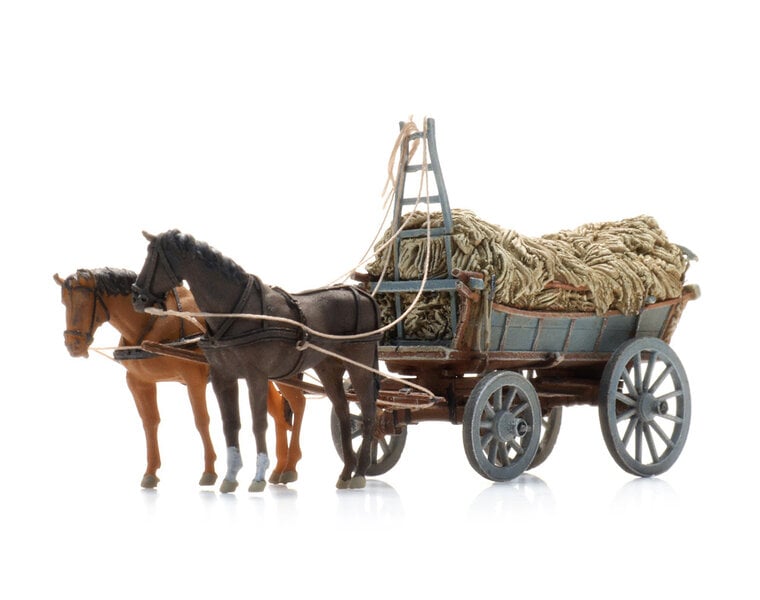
left=132, top=237, right=182, bottom=310
left=63, top=282, right=110, bottom=346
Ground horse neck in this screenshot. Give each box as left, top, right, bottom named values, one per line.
left=176, top=256, right=254, bottom=315
left=105, top=293, right=162, bottom=345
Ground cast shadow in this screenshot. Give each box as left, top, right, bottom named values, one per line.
left=468, top=473, right=556, bottom=518
left=335, top=479, right=405, bottom=522
left=610, top=477, right=679, bottom=512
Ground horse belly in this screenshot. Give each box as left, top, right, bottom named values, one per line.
left=125, top=356, right=208, bottom=385
left=202, top=341, right=302, bottom=381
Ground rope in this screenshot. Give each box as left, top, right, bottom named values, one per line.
left=93, top=118, right=441, bottom=404
left=322, top=117, right=440, bottom=338
left=143, top=301, right=395, bottom=342
left=92, top=346, right=121, bottom=362
left=296, top=340, right=436, bottom=402
left=90, top=344, right=148, bottom=362
left=141, top=307, right=439, bottom=401
left=329, top=117, right=428, bottom=286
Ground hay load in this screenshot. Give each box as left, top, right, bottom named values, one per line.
left=366, top=210, right=689, bottom=339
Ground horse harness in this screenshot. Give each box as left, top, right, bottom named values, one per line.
left=89, top=287, right=196, bottom=362
left=198, top=275, right=306, bottom=378
left=198, top=275, right=377, bottom=380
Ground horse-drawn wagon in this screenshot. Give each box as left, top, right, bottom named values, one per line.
left=121, top=117, right=697, bottom=490
left=329, top=118, right=699, bottom=482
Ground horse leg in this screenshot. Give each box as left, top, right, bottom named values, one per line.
left=266, top=383, right=289, bottom=484
left=247, top=376, right=270, bottom=492
left=346, top=359, right=378, bottom=489
left=211, top=374, right=242, bottom=493
left=185, top=372, right=218, bottom=486
left=314, top=360, right=355, bottom=489
left=126, top=373, right=161, bottom=488
left=276, top=383, right=305, bottom=484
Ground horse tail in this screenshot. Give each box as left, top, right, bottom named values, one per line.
left=373, top=343, right=381, bottom=399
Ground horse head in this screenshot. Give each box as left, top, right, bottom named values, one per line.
left=132, top=231, right=183, bottom=313
left=54, top=270, right=111, bottom=358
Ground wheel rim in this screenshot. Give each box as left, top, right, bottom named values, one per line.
left=463, top=371, right=541, bottom=481
left=599, top=338, right=691, bottom=476
left=530, top=406, right=562, bottom=469
left=330, top=405, right=407, bottom=476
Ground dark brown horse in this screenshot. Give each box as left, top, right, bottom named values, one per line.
left=55, top=268, right=307, bottom=488
left=132, top=230, right=380, bottom=492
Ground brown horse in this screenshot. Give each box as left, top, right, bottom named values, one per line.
left=55, top=268, right=306, bottom=488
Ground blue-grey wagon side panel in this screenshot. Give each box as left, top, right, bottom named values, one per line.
left=490, top=303, right=673, bottom=355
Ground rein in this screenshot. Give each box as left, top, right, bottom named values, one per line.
left=144, top=306, right=434, bottom=400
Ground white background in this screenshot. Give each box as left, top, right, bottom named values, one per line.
left=1, top=1, right=757, bottom=598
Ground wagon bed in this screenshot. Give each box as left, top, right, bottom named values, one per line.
left=378, top=282, right=699, bottom=376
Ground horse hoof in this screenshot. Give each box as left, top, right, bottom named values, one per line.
left=279, top=471, right=298, bottom=484
left=268, top=471, right=282, bottom=484
left=336, top=477, right=350, bottom=490
left=349, top=475, right=366, bottom=489
left=141, top=474, right=159, bottom=489
left=199, top=472, right=217, bottom=486
left=219, top=479, right=238, bottom=493
left=249, top=479, right=266, bottom=493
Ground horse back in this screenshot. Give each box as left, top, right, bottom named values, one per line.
left=294, top=285, right=379, bottom=338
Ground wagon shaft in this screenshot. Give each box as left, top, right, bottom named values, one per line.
left=140, top=340, right=207, bottom=363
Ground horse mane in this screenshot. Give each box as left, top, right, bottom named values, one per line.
left=68, top=268, right=137, bottom=296
left=158, top=229, right=249, bottom=284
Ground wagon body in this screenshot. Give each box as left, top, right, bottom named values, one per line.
left=372, top=281, right=697, bottom=418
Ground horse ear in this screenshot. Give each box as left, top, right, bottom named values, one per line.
left=53, top=273, right=64, bottom=287
left=142, top=231, right=156, bottom=242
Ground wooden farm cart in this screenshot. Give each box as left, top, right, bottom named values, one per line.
left=329, top=118, right=699, bottom=481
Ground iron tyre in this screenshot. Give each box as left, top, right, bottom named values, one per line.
left=599, top=337, right=691, bottom=476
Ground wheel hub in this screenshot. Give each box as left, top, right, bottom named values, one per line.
left=493, top=410, right=527, bottom=442
left=638, top=392, right=668, bottom=422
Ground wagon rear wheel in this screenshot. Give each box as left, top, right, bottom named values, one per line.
left=599, top=337, right=691, bottom=476
left=530, top=406, right=562, bottom=469
left=463, top=371, right=542, bottom=482
left=330, top=405, right=407, bottom=476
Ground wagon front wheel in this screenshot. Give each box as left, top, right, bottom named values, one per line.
left=330, top=405, right=407, bottom=476
left=463, top=370, right=542, bottom=482
left=599, top=337, right=691, bottom=476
